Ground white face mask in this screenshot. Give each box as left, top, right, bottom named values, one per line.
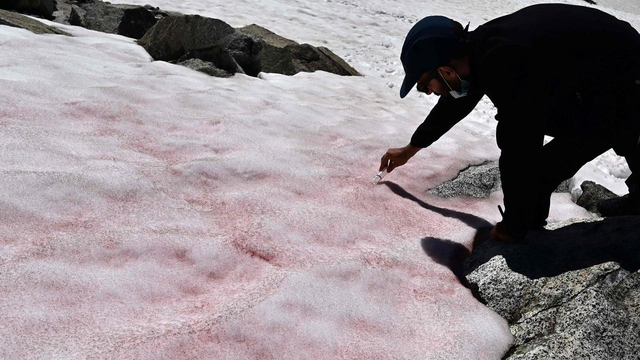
left=440, top=72, right=470, bottom=99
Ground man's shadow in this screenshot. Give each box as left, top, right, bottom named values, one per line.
left=383, top=181, right=640, bottom=302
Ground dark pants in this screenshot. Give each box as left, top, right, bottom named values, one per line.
left=531, top=137, right=640, bottom=225
left=625, top=141, right=640, bottom=195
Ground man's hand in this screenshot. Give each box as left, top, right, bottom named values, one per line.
left=380, top=144, right=421, bottom=172
left=490, top=221, right=517, bottom=243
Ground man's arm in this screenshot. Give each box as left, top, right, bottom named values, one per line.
left=410, top=91, right=484, bottom=148
left=380, top=90, right=484, bottom=172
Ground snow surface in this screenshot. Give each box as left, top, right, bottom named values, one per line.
left=1, top=0, right=638, bottom=358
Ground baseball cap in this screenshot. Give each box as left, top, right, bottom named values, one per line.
left=399, top=16, right=466, bottom=98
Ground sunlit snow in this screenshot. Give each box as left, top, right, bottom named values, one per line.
left=1, top=0, right=638, bottom=358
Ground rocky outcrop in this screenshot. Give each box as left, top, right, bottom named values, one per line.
left=45, top=1, right=357, bottom=78
left=427, top=161, right=570, bottom=198
left=0, top=8, right=69, bottom=35
left=463, top=216, right=640, bottom=359
left=237, top=24, right=360, bottom=76
left=576, top=180, right=619, bottom=215
left=1, top=0, right=58, bottom=20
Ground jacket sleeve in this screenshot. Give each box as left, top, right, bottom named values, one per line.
left=481, top=46, right=549, bottom=238
left=410, top=90, right=484, bottom=148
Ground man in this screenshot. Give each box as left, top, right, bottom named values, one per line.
left=380, top=4, right=640, bottom=242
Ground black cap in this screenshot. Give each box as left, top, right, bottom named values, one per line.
left=399, top=16, right=466, bottom=98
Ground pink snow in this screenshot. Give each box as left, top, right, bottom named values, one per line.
left=2, top=0, right=631, bottom=356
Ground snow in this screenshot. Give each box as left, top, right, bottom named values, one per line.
left=1, top=0, right=638, bottom=358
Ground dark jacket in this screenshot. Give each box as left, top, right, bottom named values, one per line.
left=410, top=4, right=640, bottom=238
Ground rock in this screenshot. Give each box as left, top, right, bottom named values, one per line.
left=138, top=15, right=236, bottom=61
left=428, top=161, right=572, bottom=198
left=0, top=8, right=70, bottom=35
left=76, top=1, right=137, bottom=34
left=577, top=180, right=619, bottom=215
left=237, top=24, right=359, bottom=76
left=68, top=4, right=85, bottom=26
left=177, top=46, right=244, bottom=75
left=317, top=46, right=360, bottom=76
left=177, top=58, right=233, bottom=78
left=117, top=6, right=158, bottom=39
left=224, top=32, right=264, bottom=77
left=463, top=216, right=640, bottom=359
left=139, top=15, right=264, bottom=77
left=1, top=0, right=58, bottom=20
left=428, top=161, right=502, bottom=198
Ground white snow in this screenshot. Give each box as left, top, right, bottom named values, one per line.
left=1, top=0, right=638, bottom=358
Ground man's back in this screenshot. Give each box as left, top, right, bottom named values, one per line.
left=471, top=4, right=640, bottom=84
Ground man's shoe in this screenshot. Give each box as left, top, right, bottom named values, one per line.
left=596, top=194, right=640, bottom=216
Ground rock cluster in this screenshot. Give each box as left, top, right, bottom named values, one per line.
left=1, top=0, right=359, bottom=78
left=464, top=216, right=640, bottom=359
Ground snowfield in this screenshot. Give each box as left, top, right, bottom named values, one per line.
left=1, top=0, right=638, bottom=358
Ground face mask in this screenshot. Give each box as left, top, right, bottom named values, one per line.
left=440, top=72, right=470, bottom=99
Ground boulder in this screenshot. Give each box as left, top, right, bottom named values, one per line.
left=237, top=24, right=360, bottom=76
left=138, top=15, right=236, bottom=61
left=576, top=180, right=619, bottom=215
left=0, top=8, right=69, bottom=35
left=463, top=216, right=640, bottom=359
left=1, top=0, right=58, bottom=20
left=177, top=58, right=233, bottom=78
left=139, top=15, right=264, bottom=77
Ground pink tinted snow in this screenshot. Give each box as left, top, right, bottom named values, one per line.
left=0, top=25, right=520, bottom=359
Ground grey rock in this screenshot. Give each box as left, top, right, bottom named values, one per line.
left=238, top=24, right=297, bottom=48
left=139, top=15, right=264, bottom=77
left=68, top=4, right=85, bottom=26
left=463, top=216, right=640, bottom=359
left=428, top=161, right=502, bottom=198
left=177, top=58, right=233, bottom=78
left=0, top=8, right=70, bottom=35
left=317, top=46, right=360, bottom=76
left=1, top=0, right=58, bottom=20
left=177, top=46, right=244, bottom=75
left=577, top=180, right=619, bottom=215
left=428, top=161, right=572, bottom=198
left=224, top=32, right=264, bottom=77
left=138, top=15, right=237, bottom=62
left=237, top=24, right=360, bottom=76
left=77, top=1, right=137, bottom=34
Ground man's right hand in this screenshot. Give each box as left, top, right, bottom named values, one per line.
left=379, top=144, right=421, bottom=172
